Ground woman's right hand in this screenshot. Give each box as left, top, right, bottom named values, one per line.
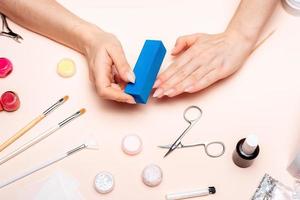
left=84, top=28, right=136, bottom=104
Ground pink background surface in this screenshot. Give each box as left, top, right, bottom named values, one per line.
left=1, top=0, right=300, bottom=199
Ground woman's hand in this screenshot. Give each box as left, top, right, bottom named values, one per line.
left=84, top=28, right=136, bottom=104
left=153, top=31, right=256, bottom=98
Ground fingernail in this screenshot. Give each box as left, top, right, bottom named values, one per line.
left=127, top=71, right=135, bottom=83
left=153, top=80, right=161, bottom=88
left=127, top=99, right=136, bottom=104
left=164, top=89, right=175, bottom=97
left=184, top=86, right=194, bottom=93
left=153, top=88, right=164, bottom=98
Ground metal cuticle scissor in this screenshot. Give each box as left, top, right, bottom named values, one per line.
left=158, top=106, right=225, bottom=158
left=0, top=13, right=23, bottom=43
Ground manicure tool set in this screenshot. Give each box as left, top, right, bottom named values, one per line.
left=0, top=20, right=270, bottom=197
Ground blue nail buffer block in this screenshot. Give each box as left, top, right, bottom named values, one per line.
left=125, top=40, right=166, bottom=104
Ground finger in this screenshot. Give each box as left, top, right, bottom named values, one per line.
left=155, top=38, right=220, bottom=90
left=109, top=45, right=135, bottom=83
left=112, top=64, right=127, bottom=89
left=95, top=55, right=135, bottom=104
left=185, top=69, right=220, bottom=93
left=88, top=67, right=95, bottom=83
left=96, top=78, right=136, bottom=104
left=154, top=46, right=198, bottom=91
left=100, top=87, right=136, bottom=104
left=171, top=34, right=200, bottom=55
left=164, top=56, right=222, bottom=98
left=111, top=83, right=122, bottom=90
left=158, top=53, right=216, bottom=95
left=164, top=65, right=213, bottom=98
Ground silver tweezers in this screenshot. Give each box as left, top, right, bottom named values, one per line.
left=0, top=13, right=23, bottom=43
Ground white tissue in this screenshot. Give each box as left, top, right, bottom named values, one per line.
left=34, top=171, right=83, bottom=200
left=17, top=171, right=85, bottom=200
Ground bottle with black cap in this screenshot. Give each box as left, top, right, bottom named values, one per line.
left=232, top=134, right=260, bottom=168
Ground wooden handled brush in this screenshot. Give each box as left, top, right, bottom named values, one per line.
left=0, top=96, right=69, bottom=152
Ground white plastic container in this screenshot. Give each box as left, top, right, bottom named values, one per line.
left=282, top=0, right=300, bottom=16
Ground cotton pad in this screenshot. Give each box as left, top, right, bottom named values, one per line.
left=142, top=164, right=163, bottom=187
left=122, top=134, right=142, bottom=155
left=94, top=172, right=114, bottom=194
left=0, top=57, right=13, bottom=78
left=57, top=58, right=76, bottom=78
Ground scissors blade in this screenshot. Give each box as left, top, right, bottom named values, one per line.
left=163, top=147, right=174, bottom=158
left=158, top=145, right=172, bottom=149
left=163, top=141, right=182, bottom=158
left=14, top=35, right=23, bottom=43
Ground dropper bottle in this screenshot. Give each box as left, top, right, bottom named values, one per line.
left=232, top=134, right=260, bottom=168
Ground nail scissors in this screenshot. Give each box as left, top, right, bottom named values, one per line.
left=158, top=106, right=225, bottom=158
left=0, top=13, right=23, bottom=43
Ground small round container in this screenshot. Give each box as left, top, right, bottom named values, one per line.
left=282, top=0, right=300, bottom=16
left=121, top=134, right=143, bottom=155
left=94, top=171, right=114, bottom=194
left=142, top=164, right=163, bottom=187
left=57, top=58, right=76, bottom=78
left=0, top=91, right=20, bottom=112
left=0, top=58, right=13, bottom=78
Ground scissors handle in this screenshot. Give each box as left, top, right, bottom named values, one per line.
left=204, top=141, right=225, bottom=158
left=163, top=106, right=203, bottom=158
left=174, top=141, right=225, bottom=158
left=183, top=106, right=202, bottom=123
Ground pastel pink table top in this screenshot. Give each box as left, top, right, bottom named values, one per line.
left=1, top=0, right=300, bottom=199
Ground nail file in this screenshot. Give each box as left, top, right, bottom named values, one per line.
left=125, top=40, right=166, bottom=104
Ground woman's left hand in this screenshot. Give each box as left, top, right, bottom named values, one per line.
left=153, top=31, right=255, bottom=98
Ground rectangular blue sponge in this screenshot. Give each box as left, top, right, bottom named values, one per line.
left=125, top=40, right=166, bottom=104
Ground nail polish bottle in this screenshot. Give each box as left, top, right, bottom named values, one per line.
left=232, top=134, right=260, bottom=168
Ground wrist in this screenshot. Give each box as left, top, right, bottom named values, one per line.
left=225, top=28, right=258, bottom=48
left=76, top=23, right=105, bottom=56
left=225, top=23, right=260, bottom=45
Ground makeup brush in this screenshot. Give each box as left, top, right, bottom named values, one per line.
left=0, top=96, right=69, bottom=152
left=0, top=137, right=99, bottom=189
left=0, top=108, right=86, bottom=165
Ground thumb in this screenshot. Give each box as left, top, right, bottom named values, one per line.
left=171, top=34, right=199, bottom=55
left=109, top=46, right=135, bottom=83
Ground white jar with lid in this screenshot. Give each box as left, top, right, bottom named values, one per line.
left=282, top=0, right=300, bottom=15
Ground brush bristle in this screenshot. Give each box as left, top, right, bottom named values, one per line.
left=63, top=95, right=69, bottom=102
left=84, top=135, right=99, bottom=150
left=79, top=108, right=86, bottom=115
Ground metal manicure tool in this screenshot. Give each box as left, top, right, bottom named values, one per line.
left=158, top=106, right=225, bottom=158
left=0, top=13, right=23, bottom=43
